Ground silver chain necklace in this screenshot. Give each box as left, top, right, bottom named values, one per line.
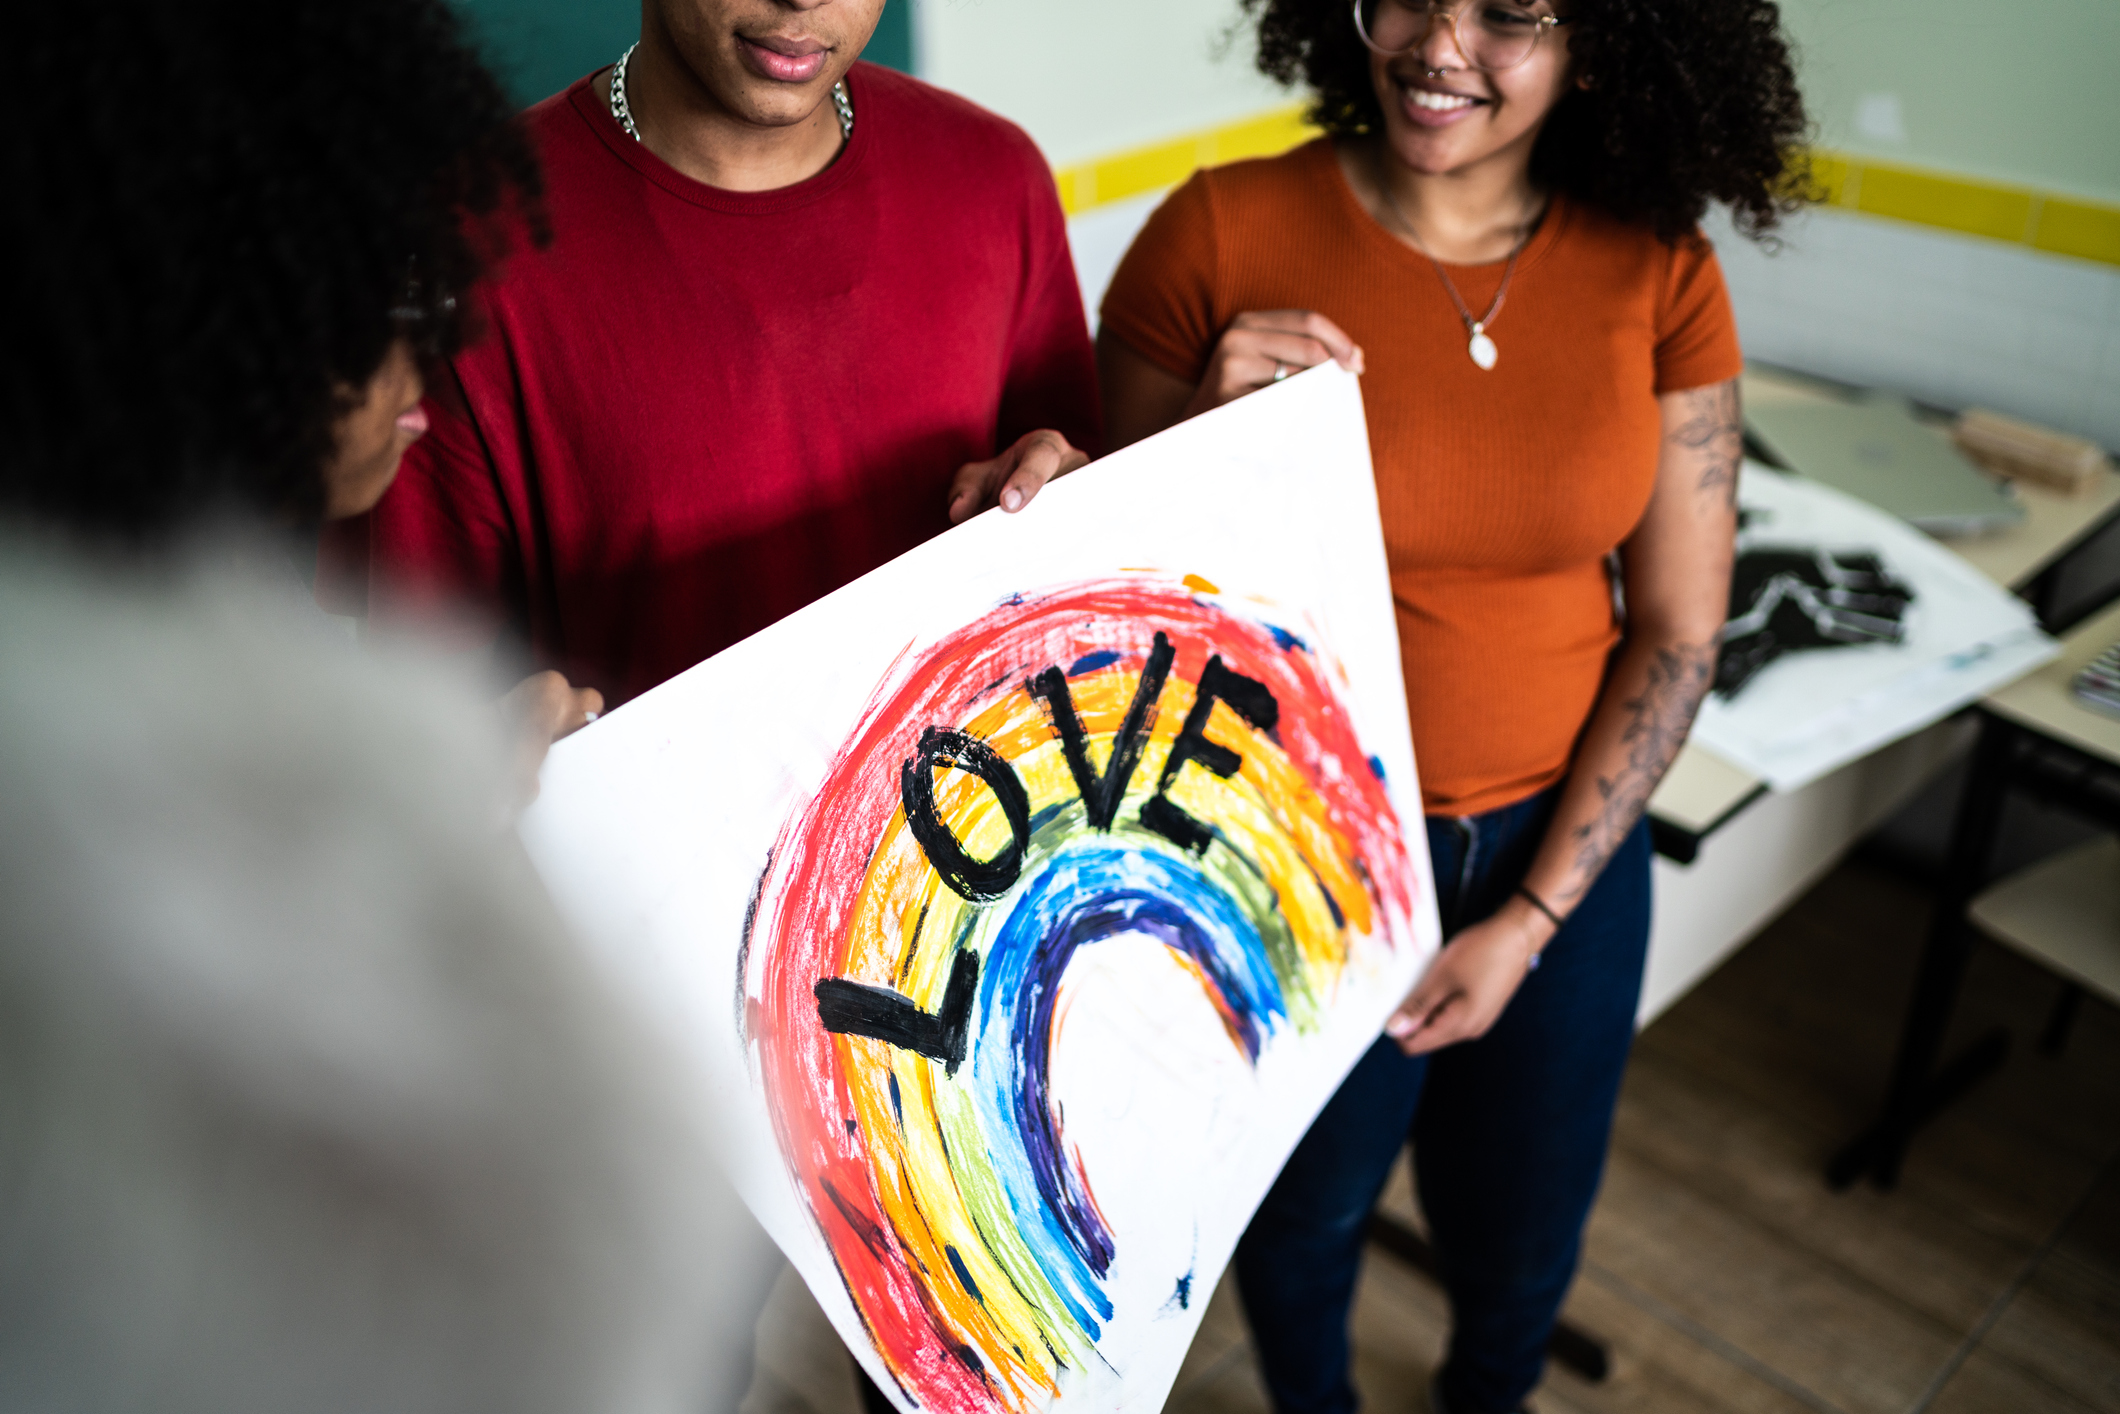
left=1373, top=150, right=1536, bottom=372
left=609, top=42, right=852, bottom=144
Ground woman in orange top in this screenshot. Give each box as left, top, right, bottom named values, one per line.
left=1099, top=2, right=1804, bottom=1410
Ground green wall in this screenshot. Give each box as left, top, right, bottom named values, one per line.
left=919, top=0, right=1284, bottom=170
left=457, top=0, right=915, bottom=109
left=1777, top=0, right=2120, bottom=203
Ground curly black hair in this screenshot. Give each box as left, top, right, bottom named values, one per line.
left=1, top=0, right=543, bottom=536
left=1245, top=0, right=1809, bottom=241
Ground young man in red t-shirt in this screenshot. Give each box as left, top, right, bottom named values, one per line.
left=325, top=0, right=1100, bottom=747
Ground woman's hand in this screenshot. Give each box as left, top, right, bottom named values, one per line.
left=503, top=669, right=603, bottom=805
left=947, top=429, right=1091, bottom=525
left=1384, top=896, right=1554, bottom=1055
left=1182, top=311, right=1365, bottom=420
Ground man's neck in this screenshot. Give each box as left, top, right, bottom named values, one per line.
left=601, top=32, right=844, bottom=193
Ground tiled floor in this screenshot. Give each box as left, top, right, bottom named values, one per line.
left=743, top=858, right=2120, bottom=1414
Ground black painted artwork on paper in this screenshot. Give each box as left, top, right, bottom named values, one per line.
left=1714, top=547, right=1916, bottom=699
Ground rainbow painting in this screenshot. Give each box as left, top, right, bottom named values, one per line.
left=743, top=574, right=1423, bottom=1414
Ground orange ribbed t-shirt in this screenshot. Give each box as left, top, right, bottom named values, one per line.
left=1101, top=139, right=1742, bottom=816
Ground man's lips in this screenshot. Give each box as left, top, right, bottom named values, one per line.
left=738, top=33, right=829, bottom=83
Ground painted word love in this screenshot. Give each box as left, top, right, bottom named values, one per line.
left=811, top=631, right=1280, bottom=1057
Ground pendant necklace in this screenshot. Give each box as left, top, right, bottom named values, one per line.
left=1373, top=150, right=1535, bottom=372
left=609, top=42, right=853, bottom=143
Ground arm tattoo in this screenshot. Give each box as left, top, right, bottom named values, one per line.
left=1672, top=382, right=1743, bottom=511
left=1566, top=642, right=1715, bottom=901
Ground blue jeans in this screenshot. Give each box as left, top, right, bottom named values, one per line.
left=1234, top=787, right=1652, bottom=1414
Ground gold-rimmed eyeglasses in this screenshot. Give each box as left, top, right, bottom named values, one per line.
left=1353, top=0, right=1571, bottom=73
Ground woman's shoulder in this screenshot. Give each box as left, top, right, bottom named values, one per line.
left=1101, top=140, right=1337, bottom=379
left=1183, top=136, right=1339, bottom=215
left=1129, top=137, right=1339, bottom=264
left=1554, top=197, right=1714, bottom=258
left=1545, top=198, right=1721, bottom=295
left=1547, top=200, right=1736, bottom=380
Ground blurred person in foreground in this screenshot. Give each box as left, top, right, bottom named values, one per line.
left=0, top=3, right=758, bottom=1410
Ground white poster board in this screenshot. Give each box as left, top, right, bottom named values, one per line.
left=520, top=364, right=1440, bottom=1414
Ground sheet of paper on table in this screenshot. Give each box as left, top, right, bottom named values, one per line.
left=1690, top=462, right=2058, bottom=792
left=518, top=363, right=1442, bottom=1414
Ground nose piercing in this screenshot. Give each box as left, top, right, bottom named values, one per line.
left=1425, top=66, right=1452, bottom=77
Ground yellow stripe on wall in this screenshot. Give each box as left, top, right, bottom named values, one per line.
left=1812, top=149, right=2120, bottom=265
left=1053, top=108, right=2120, bottom=269
left=2033, top=199, right=2120, bottom=266
left=1053, top=103, right=1318, bottom=216
left=1850, top=164, right=2035, bottom=244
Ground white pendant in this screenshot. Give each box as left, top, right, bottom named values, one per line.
left=1468, top=326, right=1498, bottom=371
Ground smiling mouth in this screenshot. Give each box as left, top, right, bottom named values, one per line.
left=1407, top=88, right=1479, bottom=111
left=1388, top=72, right=1492, bottom=125
left=1395, top=72, right=1488, bottom=108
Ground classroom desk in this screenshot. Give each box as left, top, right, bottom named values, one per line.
left=1635, top=367, right=2120, bottom=1025
left=1828, top=598, right=2120, bottom=1189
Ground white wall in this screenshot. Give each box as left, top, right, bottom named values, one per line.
left=1711, top=207, right=2120, bottom=450
left=916, top=0, right=2120, bottom=449
left=916, top=0, right=1285, bottom=168
left=1068, top=192, right=1168, bottom=331
left=1776, top=0, right=2120, bottom=206
left=916, top=0, right=2120, bottom=206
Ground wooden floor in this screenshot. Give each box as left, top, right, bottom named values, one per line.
left=744, top=858, right=2120, bottom=1414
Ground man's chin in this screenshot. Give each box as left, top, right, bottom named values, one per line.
left=726, top=83, right=838, bottom=130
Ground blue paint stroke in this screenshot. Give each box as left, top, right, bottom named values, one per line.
left=1268, top=625, right=1310, bottom=653
left=967, top=843, right=1288, bottom=1340
left=1068, top=650, right=1122, bottom=676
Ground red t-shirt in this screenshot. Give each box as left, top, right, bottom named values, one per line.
left=321, top=63, right=1099, bottom=707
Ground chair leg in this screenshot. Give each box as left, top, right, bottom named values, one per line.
left=1828, top=716, right=2017, bottom=1192
left=2038, top=982, right=2084, bottom=1056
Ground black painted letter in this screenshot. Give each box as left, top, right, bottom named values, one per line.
left=1140, top=655, right=1279, bottom=853
left=1025, top=632, right=1175, bottom=830
left=901, top=726, right=1032, bottom=901
left=815, top=948, right=981, bottom=1074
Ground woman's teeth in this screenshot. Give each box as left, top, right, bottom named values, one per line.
left=1409, top=89, right=1476, bottom=111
